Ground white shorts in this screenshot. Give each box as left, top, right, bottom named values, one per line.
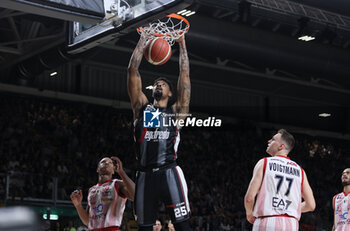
left=253, top=216, right=299, bottom=231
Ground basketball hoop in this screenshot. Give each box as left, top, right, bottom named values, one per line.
left=137, top=14, right=190, bottom=46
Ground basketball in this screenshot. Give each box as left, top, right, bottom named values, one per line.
left=144, top=37, right=172, bottom=65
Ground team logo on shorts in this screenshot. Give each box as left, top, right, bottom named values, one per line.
left=143, top=109, right=161, bottom=128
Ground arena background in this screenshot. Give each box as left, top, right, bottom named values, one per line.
left=0, top=0, right=350, bottom=230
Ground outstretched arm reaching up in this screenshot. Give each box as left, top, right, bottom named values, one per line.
left=111, top=156, right=135, bottom=201
left=127, top=36, right=149, bottom=120
left=173, top=35, right=190, bottom=121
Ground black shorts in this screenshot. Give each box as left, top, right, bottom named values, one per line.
left=134, top=163, right=190, bottom=226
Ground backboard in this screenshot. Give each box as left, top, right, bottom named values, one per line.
left=0, top=0, right=105, bottom=24
left=67, top=0, right=193, bottom=54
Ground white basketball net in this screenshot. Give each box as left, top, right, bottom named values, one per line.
left=138, top=15, right=190, bottom=46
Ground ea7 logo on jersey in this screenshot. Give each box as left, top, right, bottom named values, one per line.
left=272, top=196, right=292, bottom=211
left=143, top=109, right=161, bottom=128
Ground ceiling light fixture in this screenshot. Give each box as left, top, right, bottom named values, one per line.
left=177, top=9, right=187, bottom=15
left=298, top=35, right=315, bottom=41
left=318, top=113, right=331, bottom=117
left=184, top=11, right=196, bottom=17
left=177, top=9, right=196, bottom=17
left=50, top=71, right=58, bottom=77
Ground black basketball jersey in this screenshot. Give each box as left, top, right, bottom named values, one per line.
left=134, top=104, right=180, bottom=168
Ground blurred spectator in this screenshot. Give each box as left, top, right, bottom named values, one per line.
left=153, top=219, right=163, bottom=231
left=64, top=220, right=76, bottom=231
left=168, top=220, right=175, bottom=231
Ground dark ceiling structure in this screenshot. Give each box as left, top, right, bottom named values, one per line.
left=0, top=0, right=349, bottom=132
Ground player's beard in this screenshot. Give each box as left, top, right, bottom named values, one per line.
left=154, top=90, right=162, bottom=100
left=98, top=166, right=110, bottom=175
left=342, top=180, right=350, bottom=186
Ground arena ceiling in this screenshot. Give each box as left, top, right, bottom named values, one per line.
left=0, top=0, right=350, bottom=109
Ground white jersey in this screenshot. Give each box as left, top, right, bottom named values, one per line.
left=333, top=192, right=350, bottom=231
left=88, top=179, right=127, bottom=230
left=253, top=155, right=304, bottom=220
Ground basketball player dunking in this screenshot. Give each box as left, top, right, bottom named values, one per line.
left=244, top=129, right=316, bottom=230
left=332, top=168, right=350, bottom=231
left=127, top=34, right=192, bottom=231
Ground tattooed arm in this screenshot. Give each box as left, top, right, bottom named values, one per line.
left=127, top=36, right=149, bottom=120
left=173, top=35, right=190, bottom=121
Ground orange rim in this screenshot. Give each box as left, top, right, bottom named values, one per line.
left=137, top=13, right=190, bottom=37
left=167, top=13, right=190, bottom=31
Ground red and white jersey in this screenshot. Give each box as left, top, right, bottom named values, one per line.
left=88, top=179, right=127, bottom=230
left=333, top=192, right=350, bottom=230
left=253, top=155, right=304, bottom=220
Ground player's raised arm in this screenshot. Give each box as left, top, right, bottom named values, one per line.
left=111, top=156, right=135, bottom=201
left=173, top=35, right=190, bottom=121
left=301, top=170, right=316, bottom=213
left=244, top=158, right=264, bottom=224
left=70, top=189, right=89, bottom=226
left=332, top=195, right=336, bottom=231
left=127, top=36, right=149, bottom=119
